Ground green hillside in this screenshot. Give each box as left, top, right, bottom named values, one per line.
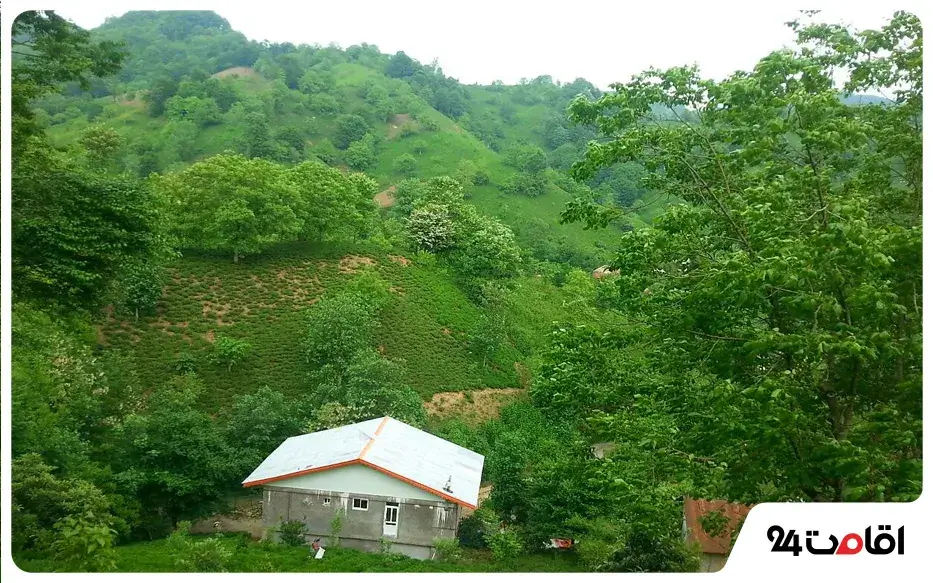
left=12, top=8, right=920, bottom=575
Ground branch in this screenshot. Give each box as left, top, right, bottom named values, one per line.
left=689, top=329, right=749, bottom=342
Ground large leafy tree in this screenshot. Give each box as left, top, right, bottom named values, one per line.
left=286, top=161, right=378, bottom=242
left=11, top=11, right=125, bottom=147
left=13, top=147, right=166, bottom=309
left=153, top=153, right=301, bottom=262
left=554, top=11, right=921, bottom=505
left=113, top=374, right=238, bottom=531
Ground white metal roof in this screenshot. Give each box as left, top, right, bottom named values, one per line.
left=242, top=417, right=485, bottom=508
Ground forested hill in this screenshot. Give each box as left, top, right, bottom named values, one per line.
left=35, top=10, right=666, bottom=269
left=13, top=8, right=921, bottom=575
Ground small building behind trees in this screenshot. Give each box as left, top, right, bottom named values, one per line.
left=243, top=416, right=484, bottom=560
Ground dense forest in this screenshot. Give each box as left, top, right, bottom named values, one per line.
left=10, top=9, right=922, bottom=573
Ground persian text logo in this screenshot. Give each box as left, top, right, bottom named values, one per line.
left=767, top=525, right=904, bottom=556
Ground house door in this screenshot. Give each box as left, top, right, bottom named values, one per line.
left=383, top=503, right=399, bottom=538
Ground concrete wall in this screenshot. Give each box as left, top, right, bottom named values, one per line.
left=262, top=479, right=462, bottom=560
left=273, top=464, right=443, bottom=502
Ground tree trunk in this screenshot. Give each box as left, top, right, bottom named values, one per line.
left=234, top=250, right=239, bottom=263
left=135, top=307, right=139, bottom=322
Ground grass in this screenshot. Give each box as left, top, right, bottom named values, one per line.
left=15, top=534, right=581, bottom=573
left=96, top=240, right=590, bottom=411
left=43, top=59, right=624, bottom=271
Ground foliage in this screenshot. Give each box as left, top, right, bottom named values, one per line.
left=11, top=11, right=125, bottom=147
left=486, top=527, right=523, bottom=565
left=433, top=538, right=463, bottom=562
left=152, top=153, right=301, bottom=262
left=113, top=374, right=238, bottom=529
left=561, top=12, right=922, bottom=504
left=287, top=160, right=378, bottom=242
left=345, top=134, right=378, bottom=170
left=113, top=263, right=165, bottom=320
left=393, top=153, right=417, bottom=175
left=406, top=204, right=457, bottom=252
left=304, top=289, right=385, bottom=371
left=51, top=512, right=119, bottom=572
left=335, top=114, right=371, bottom=149
left=79, top=124, right=123, bottom=169
left=210, top=336, right=252, bottom=372
left=279, top=521, right=309, bottom=547
left=13, top=145, right=165, bottom=310
left=456, top=515, right=489, bottom=549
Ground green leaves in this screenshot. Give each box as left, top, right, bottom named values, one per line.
left=557, top=11, right=921, bottom=506
left=152, top=153, right=303, bottom=261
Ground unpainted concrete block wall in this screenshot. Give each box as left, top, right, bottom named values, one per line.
left=262, top=486, right=461, bottom=559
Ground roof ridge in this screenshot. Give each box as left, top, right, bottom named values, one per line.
left=357, top=416, right=390, bottom=460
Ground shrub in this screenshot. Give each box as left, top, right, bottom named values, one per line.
left=179, top=536, right=234, bottom=572
left=457, top=513, right=489, bottom=547
left=279, top=520, right=308, bottom=546
left=329, top=509, right=345, bottom=547
left=393, top=153, right=417, bottom=175
left=487, top=527, right=522, bottom=565
left=433, top=537, right=463, bottom=562
left=210, top=336, right=252, bottom=372
left=51, top=512, right=118, bottom=572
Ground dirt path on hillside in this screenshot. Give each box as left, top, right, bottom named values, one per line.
left=387, top=113, right=413, bottom=139
left=375, top=185, right=397, bottom=208
left=212, top=66, right=259, bottom=79
left=424, top=388, right=525, bottom=424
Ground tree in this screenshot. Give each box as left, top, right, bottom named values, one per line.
left=345, top=134, right=377, bottom=170
left=210, top=336, right=252, bottom=372
left=386, top=51, right=417, bottom=78
left=468, top=314, right=506, bottom=368
left=145, top=76, right=180, bottom=117
left=224, top=387, right=310, bottom=475
left=502, top=172, right=548, bottom=197
left=164, top=95, right=221, bottom=127
left=285, top=160, right=377, bottom=242
left=78, top=124, right=123, bottom=169
left=13, top=146, right=166, bottom=309
left=558, top=12, right=921, bottom=504
left=334, top=114, right=371, bottom=149
left=114, top=374, right=237, bottom=531
left=298, top=69, right=335, bottom=94
left=153, top=153, right=301, bottom=262
left=393, top=153, right=417, bottom=175
left=406, top=204, right=457, bottom=252
left=451, top=213, right=522, bottom=280
left=113, top=263, right=164, bottom=321
left=12, top=454, right=117, bottom=555
left=11, top=11, right=125, bottom=147
left=314, top=349, right=427, bottom=428
left=304, top=289, right=386, bottom=373
left=504, top=144, right=548, bottom=174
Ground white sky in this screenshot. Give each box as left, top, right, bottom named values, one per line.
left=48, top=0, right=906, bottom=88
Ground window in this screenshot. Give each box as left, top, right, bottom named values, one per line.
left=322, top=497, right=331, bottom=506
left=352, top=498, right=369, bottom=511
left=384, top=503, right=399, bottom=526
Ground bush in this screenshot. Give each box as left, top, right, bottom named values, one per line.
left=179, top=536, right=234, bottom=572
left=487, top=527, right=522, bottom=565
left=393, top=153, right=417, bottom=175
left=279, top=520, right=308, bottom=546
left=210, top=336, right=252, bottom=372
left=433, top=538, right=463, bottom=562
left=457, top=515, right=488, bottom=549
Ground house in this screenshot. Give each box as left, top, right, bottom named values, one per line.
left=682, top=497, right=752, bottom=572
left=242, top=416, right=485, bottom=560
